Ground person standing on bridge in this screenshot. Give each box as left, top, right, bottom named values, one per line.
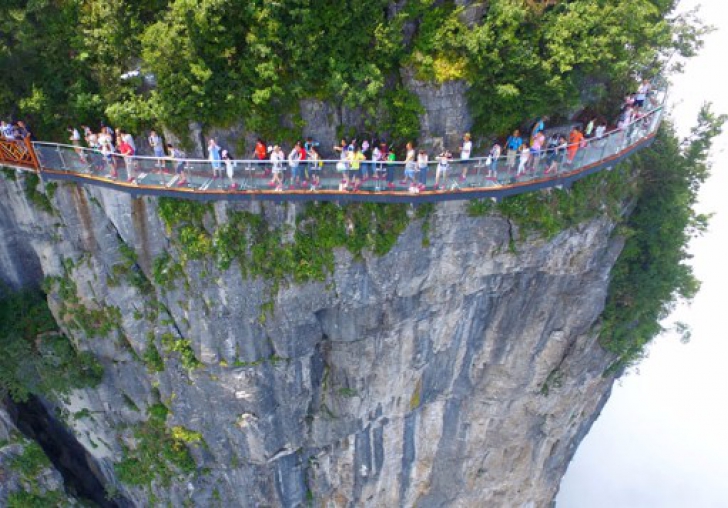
left=119, top=137, right=136, bottom=183
left=543, top=133, right=559, bottom=174
left=308, top=145, right=321, bottom=191
left=530, top=116, right=548, bottom=144
left=304, top=136, right=318, bottom=183
left=567, top=126, right=584, bottom=165
left=149, top=130, right=165, bottom=169
left=222, top=149, right=237, bottom=190
left=435, top=150, right=452, bottom=190
left=517, top=142, right=530, bottom=177
left=386, top=145, right=396, bottom=189
left=208, top=139, right=223, bottom=180
left=0, top=121, right=13, bottom=139
left=505, top=130, right=523, bottom=170
left=529, top=130, right=545, bottom=173
left=167, top=143, right=187, bottom=186
left=288, top=142, right=302, bottom=189
left=347, top=146, right=365, bottom=191
left=269, top=145, right=285, bottom=190
left=101, top=137, right=117, bottom=179
left=458, top=133, right=472, bottom=182
left=68, top=126, right=88, bottom=164
left=402, top=142, right=417, bottom=188
left=254, top=138, right=268, bottom=175
left=486, top=142, right=501, bottom=180
left=417, top=149, right=429, bottom=189
left=15, top=121, right=31, bottom=140
left=634, top=79, right=651, bottom=109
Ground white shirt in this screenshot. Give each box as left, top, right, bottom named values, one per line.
left=288, top=149, right=301, bottom=167
left=417, top=153, right=428, bottom=168
left=636, top=83, right=650, bottom=101
left=461, top=140, right=472, bottom=160
left=271, top=150, right=284, bottom=169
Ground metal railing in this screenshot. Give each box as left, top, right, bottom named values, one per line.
left=1, top=89, right=665, bottom=203
left=28, top=107, right=662, bottom=202
left=0, top=136, right=41, bottom=171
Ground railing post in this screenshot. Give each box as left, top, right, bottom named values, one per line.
left=56, top=145, right=68, bottom=171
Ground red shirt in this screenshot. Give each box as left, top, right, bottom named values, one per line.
left=255, top=142, right=266, bottom=160
left=119, top=142, right=134, bottom=156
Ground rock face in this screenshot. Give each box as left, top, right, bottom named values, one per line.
left=0, top=407, right=70, bottom=506
left=0, top=170, right=621, bottom=507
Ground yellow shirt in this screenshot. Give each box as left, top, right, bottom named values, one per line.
left=347, top=152, right=366, bottom=170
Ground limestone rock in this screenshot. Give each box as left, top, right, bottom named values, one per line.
left=0, top=174, right=622, bottom=507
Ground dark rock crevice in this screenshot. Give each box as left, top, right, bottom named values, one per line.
left=4, top=395, right=132, bottom=508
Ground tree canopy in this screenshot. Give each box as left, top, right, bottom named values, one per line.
left=0, top=0, right=706, bottom=141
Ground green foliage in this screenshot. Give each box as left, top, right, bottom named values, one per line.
left=7, top=489, right=69, bottom=508
left=152, top=250, right=184, bottom=289
left=23, top=173, right=54, bottom=214
left=415, top=203, right=436, bottom=247
left=9, top=441, right=51, bottom=479
left=45, top=182, right=58, bottom=200
left=112, top=242, right=154, bottom=295
left=160, top=332, right=200, bottom=371
left=600, top=109, right=725, bottom=372
left=0, top=288, right=104, bottom=402
left=115, top=403, right=198, bottom=487
left=143, top=333, right=165, bottom=373
left=338, top=388, right=358, bottom=398
left=158, top=198, right=214, bottom=262
left=159, top=200, right=411, bottom=313
left=1, top=0, right=704, bottom=145
left=170, top=426, right=203, bottom=444
left=1, top=167, right=18, bottom=181
left=378, top=87, right=425, bottom=145
left=44, top=272, right=122, bottom=339
left=469, top=162, right=636, bottom=239
left=5, top=438, right=71, bottom=507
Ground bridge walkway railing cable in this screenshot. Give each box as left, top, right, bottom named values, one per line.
left=0, top=96, right=665, bottom=204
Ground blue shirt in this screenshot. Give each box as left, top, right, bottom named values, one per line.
left=507, top=136, right=523, bottom=151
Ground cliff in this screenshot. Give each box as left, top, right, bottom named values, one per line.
left=0, top=169, right=624, bottom=507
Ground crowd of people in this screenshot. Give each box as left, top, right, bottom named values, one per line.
left=1, top=120, right=33, bottom=141
left=2, top=79, right=656, bottom=192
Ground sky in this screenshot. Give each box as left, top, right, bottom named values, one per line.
left=557, top=1, right=728, bottom=506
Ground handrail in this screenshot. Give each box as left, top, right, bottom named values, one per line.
left=2, top=91, right=665, bottom=204
left=0, top=136, right=40, bottom=171
left=26, top=109, right=662, bottom=203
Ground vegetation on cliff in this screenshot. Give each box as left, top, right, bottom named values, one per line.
left=600, top=107, right=725, bottom=372
left=469, top=107, right=724, bottom=373
left=0, top=288, right=104, bottom=403
left=1, top=0, right=704, bottom=142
